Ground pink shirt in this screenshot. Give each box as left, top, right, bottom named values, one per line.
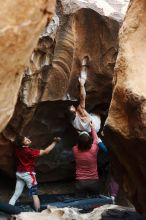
left=73, top=128, right=99, bottom=180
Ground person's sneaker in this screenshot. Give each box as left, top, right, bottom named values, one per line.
left=111, top=196, right=115, bottom=204
left=81, top=70, right=87, bottom=81
left=79, top=71, right=87, bottom=86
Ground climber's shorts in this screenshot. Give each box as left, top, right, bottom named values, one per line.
left=16, top=172, right=38, bottom=196
left=29, top=184, right=38, bottom=196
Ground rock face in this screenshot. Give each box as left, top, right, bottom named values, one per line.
left=61, top=0, right=130, bottom=22
left=0, top=8, right=119, bottom=182
left=68, top=9, right=119, bottom=114
left=13, top=205, right=145, bottom=220
left=0, top=0, right=56, bottom=132
left=20, top=8, right=119, bottom=107
left=104, top=0, right=146, bottom=215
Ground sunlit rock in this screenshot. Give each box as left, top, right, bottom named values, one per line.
left=104, top=0, right=146, bottom=215
left=12, top=205, right=145, bottom=220
left=61, top=0, right=130, bottom=22
left=0, top=0, right=56, bottom=132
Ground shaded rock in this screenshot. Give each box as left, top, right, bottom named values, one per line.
left=69, top=8, right=119, bottom=115
left=101, top=206, right=145, bottom=220
left=0, top=134, right=15, bottom=177
left=2, top=100, right=77, bottom=181
left=0, top=0, right=56, bottom=132
left=104, top=0, right=146, bottom=215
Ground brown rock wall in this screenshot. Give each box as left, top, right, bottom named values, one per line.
left=104, top=0, right=146, bottom=214
left=69, top=9, right=119, bottom=113
left=0, top=0, right=56, bottom=132
left=20, top=8, right=119, bottom=108
left=0, top=8, right=119, bottom=182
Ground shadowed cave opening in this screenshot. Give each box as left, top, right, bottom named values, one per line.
left=0, top=100, right=128, bottom=209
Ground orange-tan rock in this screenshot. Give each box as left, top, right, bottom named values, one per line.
left=0, top=0, right=56, bottom=132
left=104, top=0, right=146, bottom=215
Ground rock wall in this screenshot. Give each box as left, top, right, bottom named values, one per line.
left=0, top=8, right=119, bottom=182
left=20, top=8, right=119, bottom=108
left=0, top=0, right=56, bottom=132
left=104, top=0, right=146, bottom=215
left=61, top=0, right=130, bottom=21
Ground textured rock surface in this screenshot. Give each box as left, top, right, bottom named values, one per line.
left=0, top=8, right=119, bottom=182
left=20, top=8, right=119, bottom=108
left=68, top=9, right=119, bottom=114
left=20, top=14, right=60, bottom=106
left=13, top=205, right=145, bottom=220
left=0, top=0, right=56, bottom=132
left=61, top=0, right=130, bottom=21
left=104, top=0, right=146, bottom=215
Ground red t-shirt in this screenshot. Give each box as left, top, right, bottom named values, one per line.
left=15, top=146, right=40, bottom=172
left=73, top=128, right=99, bottom=180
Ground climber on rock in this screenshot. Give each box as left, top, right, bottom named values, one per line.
left=67, top=56, right=101, bottom=133
left=9, top=135, right=61, bottom=211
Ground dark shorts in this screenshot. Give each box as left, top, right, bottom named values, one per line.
left=29, top=184, right=38, bottom=196
left=75, top=179, right=100, bottom=196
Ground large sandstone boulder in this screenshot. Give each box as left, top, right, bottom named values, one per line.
left=104, top=0, right=146, bottom=215
left=0, top=0, right=56, bottom=132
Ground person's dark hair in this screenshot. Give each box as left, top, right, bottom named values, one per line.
left=14, top=135, right=24, bottom=148
left=78, top=133, right=93, bottom=151
left=65, top=108, right=76, bottom=122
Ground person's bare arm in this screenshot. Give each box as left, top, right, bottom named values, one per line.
left=40, top=137, right=61, bottom=156
left=90, top=121, right=98, bottom=143
left=79, top=68, right=87, bottom=108
left=77, top=66, right=88, bottom=116
left=79, top=83, right=86, bottom=109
